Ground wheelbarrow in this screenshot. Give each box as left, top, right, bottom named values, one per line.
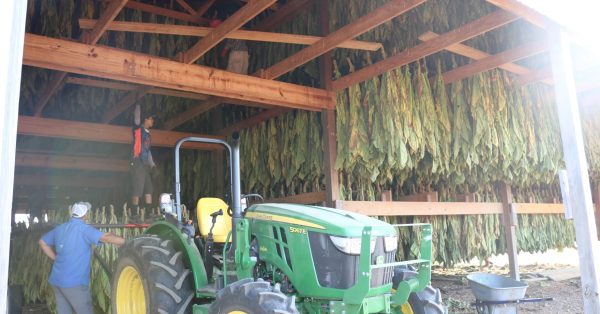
left=467, top=273, right=554, bottom=314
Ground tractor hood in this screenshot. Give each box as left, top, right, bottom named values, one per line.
left=245, top=203, right=396, bottom=237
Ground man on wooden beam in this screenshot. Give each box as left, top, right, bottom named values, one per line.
left=131, top=104, right=156, bottom=209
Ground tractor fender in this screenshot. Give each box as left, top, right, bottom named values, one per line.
left=144, top=221, right=208, bottom=295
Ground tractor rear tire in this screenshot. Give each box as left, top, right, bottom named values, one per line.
left=209, top=278, right=299, bottom=314
left=112, top=235, right=194, bottom=314
left=392, top=268, right=446, bottom=314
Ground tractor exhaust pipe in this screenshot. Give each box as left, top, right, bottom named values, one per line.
left=230, top=132, right=242, bottom=225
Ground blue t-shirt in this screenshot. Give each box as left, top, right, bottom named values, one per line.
left=41, top=218, right=104, bottom=288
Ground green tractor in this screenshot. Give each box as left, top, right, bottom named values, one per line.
left=111, top=135, right=446, bottom=314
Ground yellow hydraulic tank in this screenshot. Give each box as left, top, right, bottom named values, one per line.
left=196, top=198, right=232, bottom=242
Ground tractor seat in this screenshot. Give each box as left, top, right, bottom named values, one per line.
left=196, top=197, right=232, bottom=243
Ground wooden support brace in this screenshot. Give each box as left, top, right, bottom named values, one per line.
left=499, top=181, right=519, bottom=281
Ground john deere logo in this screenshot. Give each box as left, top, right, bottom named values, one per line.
left=376, top=255, right=385, bottom=265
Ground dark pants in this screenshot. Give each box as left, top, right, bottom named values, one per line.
left=131, top=160, right=153, bottom=197
left=52, top=285, right=93, bottom=314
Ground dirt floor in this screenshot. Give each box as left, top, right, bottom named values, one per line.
left=434, top=264, right=583, bottom=314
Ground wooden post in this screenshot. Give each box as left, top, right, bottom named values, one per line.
left=595, top=185, right=600, bottom=240
left=499, top=182, right=519, bottom=281
left=549, top=27, right=600, bottom=312
left=381, top=190, right=393, bottom=202
left=318, top=0, right=339, bottom=207
left=0, top=0, right=27, bottom=311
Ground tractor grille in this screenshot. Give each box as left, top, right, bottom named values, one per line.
left=370, top=237, right=396, bottom=288
left=308, top=232, right=397, bottom=289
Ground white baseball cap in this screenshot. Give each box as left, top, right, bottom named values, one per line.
left=71, top=202, right=92, bottom=218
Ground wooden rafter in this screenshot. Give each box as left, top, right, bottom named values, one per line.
left=252, top=0, right=314, bottom=31
left=18, top=115, right=224, bottom=150
left=419, top=31, right=553, bottom=85
left=217, top=108, right=288, bottom=135
left=15, top=152, right=129, bottom=172
left=164, top=98, right=223, bottom=130
left=102, top=86, right=151, bottom=123
left=260, top=0, right=425, bottom=80
left=175, top=0, right=197, bottom=16
left=179, top=0, right=277, bottom=65
left=165, top=0, right=315, bottom=129
left=420, top=31, right=531, bottom=76
left=66, top=77, right=210, bottom=101
left=442, top=40, right=547, bottom=84
left=331, top=10, right=519, bottom=91
left=23, top=34, right=334, bottom=111
left=517, top=68, right=552, bottom=86
left=79, top=19, right=382, bottom=51
left=84, top=0, right=129, bottom=44
left=32, top=0, right=128, bottom=117
left=486, top=0, right=550, bottom=29
left=124, top=1, right=208, bottom=24
left=32, top=72, right=67, bottom=117
left=197, top=0, right=216, bottom=17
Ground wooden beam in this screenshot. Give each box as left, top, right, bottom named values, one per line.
left=18, top=115, right=224, bottom=150
left=419, top=31, right=552, bottom=85
left=32, top=71, right=67, bottom=117
left=124, top=1, right=208, bottom=24
left=33, top=0, right=128, bottom=117
left=499, top=182, right=519, bottom=281
left=517, top=68, right=552, bottom=86
left=175, top=0, right=197, bottom=16
left=486, top=0, right=550, bottom=29
left=23, top=34, right=334, bottom=111
left=515, top=203, right=564, bottom=214
left=549, top=28, right=600, bottom=312
left=84, top=0, right=128, bottom=44
left=398, top=191, right=438, bottom=202
left=66, top=77, right=210, bottom=101
left=334, top=200, right=567, bottom=216
left=252, top=0, right=314, bottom=32
left=102, top=86, right=151, bottom=123
left=79, top=19, right=382, bottom=51
left=179, top=0, right=276, bottom=64
left=264, top=191, right=326, bottom=204
left=196, top=0, right=216, bottom=17
left=217, top=108, right=288, bottom=135
left=14, top=174, right=119, bottom=188
left=15, top=152, right=129, bottom=172
left=442, top=40, right=547, bottom=84
left=261, top=0, right=424, bottom=80
left=334, top=200, right=504, bottom=216
left=318, top=0, right=338, bottom=207
left=331, top=10, right=519, bottom=91
left=164, top=97, right=222, bottom=130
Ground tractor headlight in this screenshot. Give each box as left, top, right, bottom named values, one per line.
left=329, top=236, right=376, bottom=255
left=383, top=236, right=398, bottom=252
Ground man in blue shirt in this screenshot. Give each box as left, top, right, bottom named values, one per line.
left=39, top=202, right=125, bottom=314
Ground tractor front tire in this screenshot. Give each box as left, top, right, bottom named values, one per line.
left=112, top=235, right=194, bottom=314
left=392, top=268, right=446, bottom=314
left=209, top=278, right=299, bottom=314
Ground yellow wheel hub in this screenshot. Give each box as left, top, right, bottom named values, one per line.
left=400, top=302, right=414, bottom=314
left=228, top=312, right=247, bottom=314
left=116, top=266, right=146, bottom=314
